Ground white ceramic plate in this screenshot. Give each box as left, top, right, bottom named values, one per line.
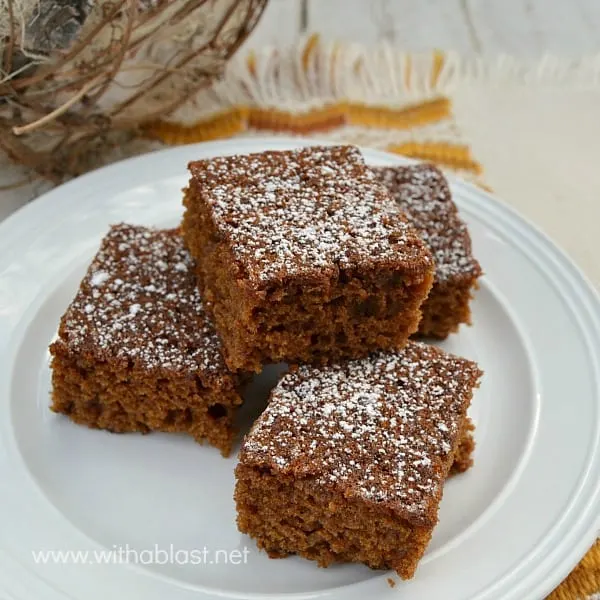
left=0, top=137, right=599, bottom=600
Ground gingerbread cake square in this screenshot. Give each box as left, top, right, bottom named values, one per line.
left=183, top=145, right=434, bottom=372
left=50, top=225, right=244, bottom=456
left=235, top=342, right=482, bottom=579
left=374, top=164, right=482, bottom=338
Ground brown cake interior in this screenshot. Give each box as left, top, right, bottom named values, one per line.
left=235, top=465, right=432, bottom=576
left=235, top=344, right=482, bottom=578
left=50, top=225, right=244, bottom=456
left=418, top=278, right=479, bottom=338
left=183, top=189, right=433, bottom=372
left=374, top=164, right=482, bottom=338
left=450, top=417, right=476, bottom=474
left=183, top=146, right=434, bottom=372
left=51, top=347, right=241, bottom=453
left=235, top=417, right=475, bottom=579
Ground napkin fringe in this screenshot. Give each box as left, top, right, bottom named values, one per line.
left=161, top=35, right=600, bottom=123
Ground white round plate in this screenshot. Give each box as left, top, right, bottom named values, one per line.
left=0, top=137, right=599, bottom=600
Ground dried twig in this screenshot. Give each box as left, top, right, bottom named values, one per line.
left=0, top=0, right=268, bottom=183
left=84, top=1, right=138, bottom=107
left=12, top=76, right=105, bottom=136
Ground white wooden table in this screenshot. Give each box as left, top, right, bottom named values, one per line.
left=248, top=0, right=600, bottom=56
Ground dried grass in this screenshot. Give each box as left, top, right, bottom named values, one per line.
left=0, top=0, right=267, bottom=182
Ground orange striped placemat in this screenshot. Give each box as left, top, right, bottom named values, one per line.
left=143, top=35, right=483, bottom=182
left=144, top=98, right=482, bottom=177
left=141, top=36, right=598, bottom=599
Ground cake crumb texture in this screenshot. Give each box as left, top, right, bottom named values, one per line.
left=50, top=225, right=243, bottom=455
left=375, top=164, right=482, bottom=337
left=241, top=342, right=482, bottom=523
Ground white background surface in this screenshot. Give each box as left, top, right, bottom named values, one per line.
left=248, top=0, right=600, bottom=56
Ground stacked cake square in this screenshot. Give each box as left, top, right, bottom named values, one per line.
left=50, top=144, right=482, bottom=580
left=182, top=145, right=434, bottom=372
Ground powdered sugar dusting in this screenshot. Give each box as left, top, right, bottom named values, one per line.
left=374, top=165, right=481, bottom=283
left=90, top=271, right=109, bottom=287
left=241, top=342, right=482, bottom=522
left=58, top=225, right=227, bottom=378
left=188, top=146, right=432, bottom=284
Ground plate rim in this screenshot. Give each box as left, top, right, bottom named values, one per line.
left=0, top=136, right=599, bottom=600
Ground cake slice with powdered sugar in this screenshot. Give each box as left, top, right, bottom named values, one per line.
left=235, top=341, right=482, bottom=579
left=49, top=224, right=244, bottom=456
left=182, top=145, right=435, bottom=372
left=374, top=164, right=482, bottom=338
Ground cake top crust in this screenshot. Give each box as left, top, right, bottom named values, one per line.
left=240, top=342, right=482, bottom=525
left=188, top=145, right=432, bottom=286
left=56, top=224, right=229, bottom=381
left=374, top=164, right=482, bottom=283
